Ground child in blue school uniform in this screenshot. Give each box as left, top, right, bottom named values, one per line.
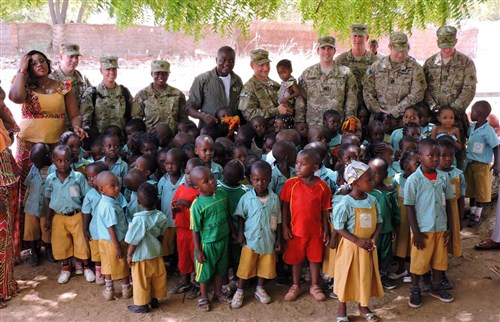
left=94, top=171, right=132, bottom=301
left=230, top=161, right=282, bottom=309
left=405, top=139, right=454, bottom=308
left=125, top=182, right=169, bottom=314
left=100, top=134, right=128, bottom=188
left=194, top=134, right=223, bottom=180
left=23, top=143, right=52, bottom=266
left=44, top=145, right=93, bottom=284
left=123, top=168, right=148, bottom=223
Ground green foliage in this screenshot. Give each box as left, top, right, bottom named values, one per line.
left=300, top=0, right=487, bottom=39
left=0, top=0, right=95, bottom=24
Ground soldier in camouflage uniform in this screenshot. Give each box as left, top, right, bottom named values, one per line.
left=295, top=37, right=357, bottom=125
left=80, top=56, right=133, bottom=135
left=131, top=60, right=187, bottom=133
left=335, top=24, right=378, bottom=107
left=423, top=25, right=477, bottom=142
left=187, top=46, right=243, bottom=129
left=238, top=49, right=291, bottom=122
left=363, top=32, right=427, bottom=118
left=50, top=43, right=91, bottom=129
left=369, top=40, right=385, bottom=60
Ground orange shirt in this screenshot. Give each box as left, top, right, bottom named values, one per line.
left=172, top=183, right=199, bottom=229
left=280, top=176, right=332, bottom=238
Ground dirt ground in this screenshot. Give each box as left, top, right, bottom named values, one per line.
left=2, top=201, right=499, bottom=322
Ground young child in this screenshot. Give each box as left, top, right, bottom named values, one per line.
left=366, top=120, right=385, bottom=145
left=390, top=150, right=420, bottom=282
left=234, top=125, right=255, bottom=152
left=365, top=142, right=399, bottom=184
left=418, top=103, right=435, bottom=139
left=190, top=166, right=233, bottom=312
left=195, top=134, right=223, bottom=181
left=430, top=106, right=462, bottom=150
left=227, top=142, right=248, bottom=164
left=170, top=158, right=204, bottom=298
left=341, top=117, right=363, bottom=140
left=59, top=131, right=90, bottom=176
left=382, top=115, right=400, bottom=143
left=308, top=125, right=329, bottom=146
left=281, top=149, right=331, bottom=302
left=86, top=136, right=104, bottom=163
left=125, top=182, right=169, bottom=313
left=123, top=168, right=148, bottom=223
left=135, top=154, right=158, bottom=184
left=23, top=143, right=52, bottom=266
left=304, top=141, right=338, bottom=194
left=157, top=148, right=185, bottom=270
left=437, top=137, right=466, bottom=290
left=218, top=159, right=249, bottom=294
left=273, top=114, right=295, bottom=134
left=100, top=134, right=128, bottom=188
left=295, top=121, right=309, bottom=149
left=277, top=59, right=301, bottom=109
left=323, top=110, right=342, bottom=167
left=122, top=119, right=147, bottom=161
left=269, top=141, right=297, bottom=196
left=82, top=161, right=111, bottom=285
left=261, top=134, right=276, bottom=161
left=465, top=101, right=500, bottom=228
left=154, top=123, right=173, bottom=149
left=231, top=161, right=282, bottom=309
left=334, top=161, right=384, bottom=321
left=405, top=138, right=454, bottom=308
left=250, top=116, right=268, bottom=158
left=44, top=145, right=93, bottom=284
left=368, top=158, right=400, bottom=290
left=95, top=171, right=132, bottom=301
left=154, top=148, right=168, bottom=181
left=388, top=105, right=421, bottom=151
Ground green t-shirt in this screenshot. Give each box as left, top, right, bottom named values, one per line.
left=190, top=188, right=230, bottom=243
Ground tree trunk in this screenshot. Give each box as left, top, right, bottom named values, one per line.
left=77, top=0, right=85, bottom=23
left=47, top=0, right=58, bottom=24
left=60, top=0, right=69, bottom=24
left=54, top=0, right=61, bottom=24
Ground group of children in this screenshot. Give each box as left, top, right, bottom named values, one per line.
left=21, top=91, right=499, bottom=319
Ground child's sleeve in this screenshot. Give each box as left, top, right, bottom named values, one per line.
left=486, top=125, right=500, bottom=148
left=101, top=205, right=118, bottom=228
left=279, top=179, right=292, bottom=203
left=403, top=175, right=416, bottom=206
left=321, top=182, right=333, bottom=212
left=157, top=212, right=169, bottom=235
left=273, top=195, right=282, bottom=224
left=124, top=218, right=146, bottom=246
left=189, top=200, right=202, bottom=232
left=233, top=195, right=247, bottom=220
left=23, top=167, right=34, bottom=187
left=444, top=177, right=454, bottom=200
left=82, top=194, right=92, bottom=214
left=332, top=199, right=349, bottom=230
left=44, top=176, right=53, bottom=198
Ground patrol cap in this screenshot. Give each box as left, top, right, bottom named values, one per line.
left=318, top=36, right=336, bottom=49
left=60, top=43, right=81, bottom=56
left=100, top=56, right=119, bottom=69
left=351, top=24, right=368, bottom=36
left=250, top=49, right=271, bottom=65
left=390, top=32, right=409, bottom=52
left=437, top=25, right=458, bottom=49
left=151, top=60, right=170, bottom=73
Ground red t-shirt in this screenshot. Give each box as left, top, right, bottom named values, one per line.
left=280, top=177, right=332, bottom=238
left=172, top=183, right=200, bottom=229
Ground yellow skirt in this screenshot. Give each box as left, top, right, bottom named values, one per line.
left=334, top=237, right=384, bottom=306
left=448, top=196, right=462, bottom=257
left=394, top=197, right=411, bottom=258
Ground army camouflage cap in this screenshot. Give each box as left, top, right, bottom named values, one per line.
left=151, top=60, right=170, bottom=73
left=60, top=43, right=81, bottom=56
left=250, top=49, right=271, bottom=65
left=318, top=36, right=336, bottom=49
left=100, top=56, right=119, bottom=69
left=437, top=25, right=458, bottom=49
left=390, top=32, right=409, bottom=52
left=351, top=24, right=368, bottom=36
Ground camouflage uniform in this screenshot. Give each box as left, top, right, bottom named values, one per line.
left=335, top=50, right=378, bottom=105
left=296, top=63, right=358, bottom=126
left=80, top=82, right=133, bottom=134
left=187, top=68, right=243, bottom=128
left=363, top=56, right=427, bottom=118
left=238, top=76, right=281, bottom=121
left=131, top=84, right=187, bottom=133
left=51, top=66, right=91, bottom=108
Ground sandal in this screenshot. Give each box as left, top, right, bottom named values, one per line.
left=198, top=297, right=210, bottom=312
left=361, top=312, right=380, bottom=322
left=212, top=293, right=229, bottom=304
left=309, top=285, right=326, bottom=301
left=284, top=284, right=301, bottom=302
left=475, top=239, right=500, bottom=250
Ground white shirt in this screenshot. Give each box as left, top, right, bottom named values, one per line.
left=219, top=74, right=231, bottom=105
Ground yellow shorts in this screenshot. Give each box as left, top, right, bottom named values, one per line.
left=410, top=232, right=448, bottom=275
left=131, top=257, right=167, bottom=305
left=465, top=162, right=492, bottom=203
left=99, top=240, right=129, bottom=280
left=51, top=212, right=90, bottom=261
left=89, top=239, right=101, bottom=263
left=23, top=214, right=51, bottom=243
left=162, top=227, right=177, bottom=256
left=236, top=246, right=276, bottom=280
